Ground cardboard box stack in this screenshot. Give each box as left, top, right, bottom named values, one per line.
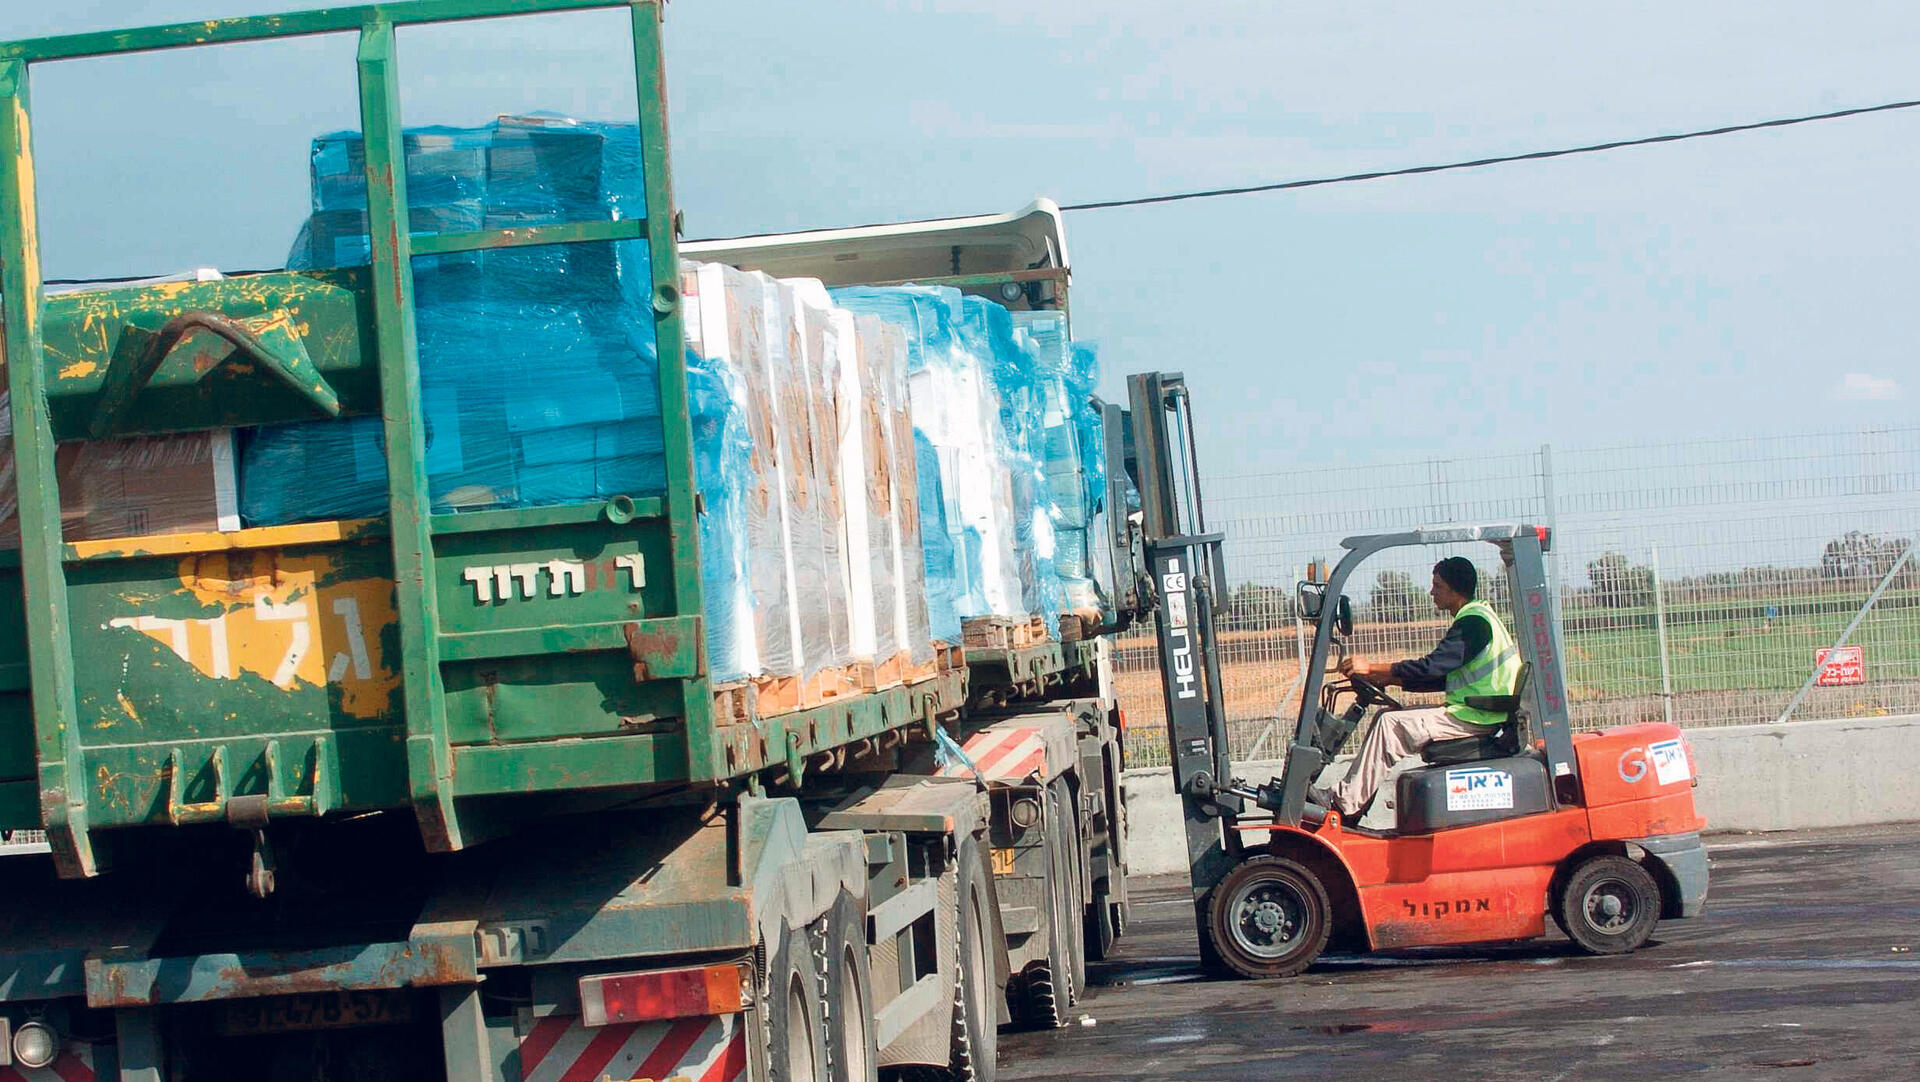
left=0, top=384, right=238, bottom=550
left=244, top=116, right=663, bottom=524
left=681, top=262, right=933, bottom=699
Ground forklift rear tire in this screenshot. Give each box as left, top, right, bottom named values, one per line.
left=1557, top=855, right=1661, bottom=955
left=1206, top=856, right=1332, bottom=979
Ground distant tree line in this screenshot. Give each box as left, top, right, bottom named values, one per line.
left=1575, top=530, right=1916, bottom=611
left=1217, top=531, right=1915, bottom=629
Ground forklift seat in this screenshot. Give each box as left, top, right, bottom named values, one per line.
left=1421, top=662, right=1531, bottom=766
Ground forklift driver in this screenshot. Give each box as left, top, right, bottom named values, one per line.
left=1311, top=556, right=1521, bottom=817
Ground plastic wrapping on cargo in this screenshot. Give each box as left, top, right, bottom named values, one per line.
left=1017, top=320, right=1106, bottom=618
left=914, top=429, right=963, bottom=644
left=1070, top=341, right=1107, bottom=515
left=968, top=298, right=1057, bottom=634
left=0, top=391, right=241, bottom=548
left=874, top=320, right=936, bottom=667
left=1014, top=312, right=1087, bottom=528
left=245, top=117, right=662, bottom=524
left=686, top=342, right=756, bottom=685
left=840, top=313, right=902, bottom=666
left=828, top=286, right=962, bottom=374
left=761, top=279, right=840, bottom=681
left=846, top=284, right=1025, bottom=625
left=787, top=281, right=855, bottom=678
left=690, top=263, right=797, bottom=681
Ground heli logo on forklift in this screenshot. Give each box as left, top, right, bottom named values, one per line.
left=1649, top=738, right=1691, bottom=786
left=1444, top=767, right=1514, bottom=811
left=1162, top=560, right=1197, bottom=699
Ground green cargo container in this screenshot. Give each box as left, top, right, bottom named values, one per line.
left=0, top=0, right=972, bottom=880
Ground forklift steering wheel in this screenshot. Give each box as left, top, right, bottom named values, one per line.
left=1347, top=674, right=1404, bottom=714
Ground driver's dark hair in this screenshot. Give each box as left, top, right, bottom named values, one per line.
left=1434, top=556, right=1477, bottom=599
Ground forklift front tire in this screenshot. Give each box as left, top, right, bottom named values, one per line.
left=1206, top=855, right=1332, bottom=979
left=1557, top=855, right=1661, bottom=955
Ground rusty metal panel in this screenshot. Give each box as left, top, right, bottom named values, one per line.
left=83, top=933, right=479, bottom=1008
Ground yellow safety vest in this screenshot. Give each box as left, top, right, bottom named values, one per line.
left=1444, top=599, right=1521, bottom=725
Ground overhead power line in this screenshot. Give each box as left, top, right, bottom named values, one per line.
left=1059, top=98, right=1920, bottom=212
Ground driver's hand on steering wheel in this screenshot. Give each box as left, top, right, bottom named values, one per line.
left=1341, top=657, right=1393, bottom=684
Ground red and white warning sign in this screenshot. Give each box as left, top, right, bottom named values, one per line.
left=1814, top=645, right=1866, bottom=687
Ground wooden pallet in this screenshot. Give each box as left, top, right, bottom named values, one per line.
left=1057, top=609, right=1102, bottom=643
left=712, top=682, right=753, bottom=727
left=803, top=663, right=866, bottom=708
left=902, top=641, right=966, bottom=685
left=855, top=651, right=908, bottom=692
left=1011, top=614, right=1050, bottom=648
left=962, top=616, right=1015, bottom=650
left=747, top=661, right=869, bottom=719
left=935, top=641, right=966, bottom=671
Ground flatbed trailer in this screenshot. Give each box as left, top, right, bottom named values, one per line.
left=0, top=7, right=1151, bottom=1080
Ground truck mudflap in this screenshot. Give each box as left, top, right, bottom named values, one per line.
left=1634, top=831, right=1709, bottom=919
left=516, top=1013, right=747, bottom=1082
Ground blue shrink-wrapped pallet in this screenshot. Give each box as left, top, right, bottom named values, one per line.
left=685, top=343, right=755, bottom=684
left=243, top=116, right=660, bottom=524
left=915, top=430, right=964, bottom=645
left=839, top=285, right=1022, bottom=627
left=965, top=296, right=1060, bottom=635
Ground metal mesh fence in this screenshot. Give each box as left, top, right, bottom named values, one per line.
left=1117, top=428, right=1920, bottom=769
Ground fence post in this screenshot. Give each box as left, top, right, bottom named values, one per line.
left=1538, top=443, right=1568, bottom=658
left=1651, top=542, right=1674, bottom=726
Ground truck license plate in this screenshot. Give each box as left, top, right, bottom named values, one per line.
left=217, top=991, right=413, bottom=1035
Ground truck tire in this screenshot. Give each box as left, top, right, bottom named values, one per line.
left=1557, top=855, right=1661, bottom=955
left=770, top=921, right=829, bottom=1082
left=1049, top=778, right=1087, bottom=1003
left=1012, top=789, right=1073, bottom=1028
left=895, top=833, right=997, bottom=1082
left=822, top=892, right=879, bottom=1082
left=1205, top=855, right=1332, bottom=979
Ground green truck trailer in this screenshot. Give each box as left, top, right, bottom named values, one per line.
left=0, top=5, right=1173, bottom=1080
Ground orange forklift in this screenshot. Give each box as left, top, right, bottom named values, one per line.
left=1126, top=373, right=1709, bottom=979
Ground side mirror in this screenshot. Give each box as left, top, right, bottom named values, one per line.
left=1335, top=595, right=1353, bottom=638
left=1297, top=582, right=1325, bottom=620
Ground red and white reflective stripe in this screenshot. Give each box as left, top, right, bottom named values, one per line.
left=518, top=1013, right=747, bottom=1082
left=937, top=726, right=1048, bottom=783
left=0, top=1043, right=95, bottom=1082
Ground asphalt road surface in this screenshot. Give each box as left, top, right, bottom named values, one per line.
left=997, top=824, right=1920, bottom=1080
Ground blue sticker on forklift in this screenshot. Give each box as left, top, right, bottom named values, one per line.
left=1445, top=767, right=1514, bottom=811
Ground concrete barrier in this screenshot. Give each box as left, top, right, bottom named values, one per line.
left=1121, top=714, right=1920, bottom=876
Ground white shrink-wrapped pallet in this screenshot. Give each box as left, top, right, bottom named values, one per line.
left=872, top=320, right=936, bottom=668
left=782, top=279, right=860, bottom=703
left=750, top=273, right=821, bottom=710
left=839, top=313, right=902, bottom=678
left=694, top=262, right=797, bottom=682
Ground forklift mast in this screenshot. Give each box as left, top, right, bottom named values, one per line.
left=1123, top=372, right=1245, bottom=900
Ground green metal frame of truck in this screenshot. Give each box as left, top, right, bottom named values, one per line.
left=0, top=6, right=1149, bottom=1081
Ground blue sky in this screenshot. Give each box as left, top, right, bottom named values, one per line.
left=7, top=0, right=1917, bottom=478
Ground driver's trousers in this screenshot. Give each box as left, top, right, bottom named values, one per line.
left=1330, top=706, right=1485, bottom=816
